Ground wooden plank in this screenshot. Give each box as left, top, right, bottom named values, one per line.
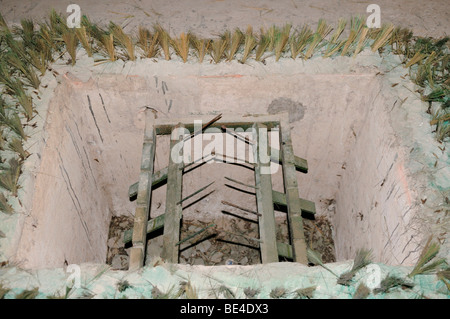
left=278, top=117, right=308, bottom=264
left=129, top=111, right=156, bottom=270
left=269, top=148, right=308, bottom=173
left=123, top=214, right=165, bottom=244
left=154, top=113, right=284, bottom=135
left=277, top=242, right=293, bottom=259
left=128, top=167, right=168, bottom=199
left=161, top=124, right=185, bottom=263
left=253, top=123, right=279, bottom=264
left=272, top=190, right=316, bottom=219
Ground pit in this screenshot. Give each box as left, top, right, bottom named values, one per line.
left=9, top=55, right=447, bottom=270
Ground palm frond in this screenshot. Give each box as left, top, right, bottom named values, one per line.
left=240, top=26, right=256, bottom=64
left=374, top=275, right=414, bottom=294
left=307, top=247, right=338, bottom=277
left=101, top=33, right=116, bottom=62
left=294, top=286, right=316, bottom=299
left=337, top=249, right=373, bottom=285
left=5, top=51, right=40, bottom=89
left=408, top=237, right=446, bottom=277
left=0, top=283, right=11, bottom=299
left=274, top=24, right=292, bottom=61
left=0, top=192, right=14, bottom=214
left=155, top=24, right=171, bottom=60
left=353, top=26, right=370, bottom=57
left=270, top=287, right=287, bottom=299
left=137, top=26, right=159, bottom=58
left=75, top=26, right=92, bottom=57
left=255, top=32, right=270, bottom=61
left=62, top=30, right=78, bottom=65
left=290, top=25, right=314, bottom=59
left=305, top=19, right=332, bottom=59
left=226, top=28, right=243, bottom=61
left=210, top=37, right=228, bottom=64
left=329, top=18, right=347, bottom=44
left=15, top=287, right=39, bottom=299
left=341, top=16, right=364, bottom=56
left=0, top=158, right=22, bottom=196
left=8, top=138, right=29, bottom=160
left=171, top=32, right=190, bottom=63
left=110, top=22, right=135, bottom=61
left=190, top=34, right=210, bottom=63
left=371, top=24, right=394, bottom=52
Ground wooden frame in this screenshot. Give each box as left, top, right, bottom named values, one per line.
left=128, top=112, right=311, bottom=269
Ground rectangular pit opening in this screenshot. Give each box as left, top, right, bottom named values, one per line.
left=13, top=69, right=417, bottom=269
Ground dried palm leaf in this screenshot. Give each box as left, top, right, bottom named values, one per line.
left=226, top=28, right=243, bottom=61
left=274, top=24, right=292, bottom=61
left=101, top=33, right=116, bottom=62
left=15, top=287, right=39, bottom=299
left=341, top=17, right=364, bottom=56
left=408, top=236, right=446, bottom=277
left=75, top=26, right=93, bottom=57
left=5, top=51, right=40, bottom=89
left=255, top=32, right=270, bottom=61
left=373, top=275, right=414, bottom=294
left=62, top=30, right=78, bottom=65
left=0, top=158, right=22, bottom=196
left=305, top=19, right=332, bottom=59
left=171, top=32, right=190, bottom=63
left=307, top=247, right=338, bottom=277
left=294, top=286, right=316, bottom=299
left=371, top=24, right=394, bottom=52
left=110, top=23, right=135, bottom=61
left=353, top=26, right=370, bottom=57
left=0, top=192, right=14, bottom=214
left=137, top=26, right=159, bottom=58
left=240, top=26, right=256, bottom=64
left=210, top=37, right=228, bottom=64
left=190, top=34, right=210, bottom=63
left=269, top=287, right=287, bottom=299
left=290, top=25, right=314, bottom=59
left=329, top=18, right=347, bottom=44
left=337, top=249, right=373, bottom=285
left=155, top=24, right=171, bottom=60
left=8, top=138, right=29, bottom=160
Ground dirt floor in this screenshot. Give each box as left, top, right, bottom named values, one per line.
left=106, top=213, right=336, bottom=270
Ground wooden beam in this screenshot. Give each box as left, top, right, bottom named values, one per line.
left=161, top=124, right=185, bottom=263
left=272, top=190, right=316, bottom=219
left=123, top=214, right=165, bottom=244
left=278, top=117, right=308, bottom=264
left=128, top=167, right=168, bottom=199
left=154, top=113, right=284, bottom=135
left=277, top=241, right=293, bottom=259
left=129, top=111, right=156, bottom=270
left=253, top=123, right=279, bottom=264
left=269, top=148, right=308, bottom=173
